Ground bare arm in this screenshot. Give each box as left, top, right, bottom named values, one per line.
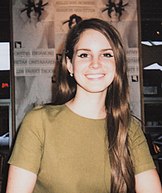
left=6, top=165, right=37, bottom=193
left=135, top=169, right=162, bottom=193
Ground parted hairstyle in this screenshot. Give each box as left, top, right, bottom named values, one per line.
left=54, top=18, right=135, bottom=193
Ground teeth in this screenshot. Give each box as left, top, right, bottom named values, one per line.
left=86, top=74, right=104, bottom=78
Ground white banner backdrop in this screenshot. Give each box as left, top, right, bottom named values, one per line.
left=12, top=0, right=141, bottom=129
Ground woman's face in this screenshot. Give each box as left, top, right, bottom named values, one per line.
left=67, top=29, right=116, bottom=94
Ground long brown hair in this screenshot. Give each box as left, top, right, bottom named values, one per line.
left=54, top=18, right=135, bottom=193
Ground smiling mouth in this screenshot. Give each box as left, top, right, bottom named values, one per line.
left=85, top=74, right=105, bottom=79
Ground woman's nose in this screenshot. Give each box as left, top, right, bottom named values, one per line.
left=89, top=57, right=101, bottom=69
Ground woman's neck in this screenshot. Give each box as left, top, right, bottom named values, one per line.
left=66, top=91, right=107, bottom=119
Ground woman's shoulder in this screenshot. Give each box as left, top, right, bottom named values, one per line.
left=128, top=116, right=145, bottom=142
left=129, top=116, right=142, bottom=130
left=23, top=104, right=66, bottom=122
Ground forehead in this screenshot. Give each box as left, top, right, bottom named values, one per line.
left=75, top=29, right=111, bottom=49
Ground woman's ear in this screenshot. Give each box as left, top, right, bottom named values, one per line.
left=66, top=57, right=73, bottom=74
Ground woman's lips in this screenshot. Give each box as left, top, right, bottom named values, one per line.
left=85, top=73, right=105, bottom=79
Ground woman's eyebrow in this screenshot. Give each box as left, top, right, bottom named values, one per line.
left=100, top=48, right=113, bottom=51
left=76, top=48, right=91, bottom=52
left=76, top=48, right=113, bottom=52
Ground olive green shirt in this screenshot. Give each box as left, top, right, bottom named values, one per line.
left=9, top=105, right=155, bottom=193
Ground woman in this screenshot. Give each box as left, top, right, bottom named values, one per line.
left=6, top=18, right=162, bottom=193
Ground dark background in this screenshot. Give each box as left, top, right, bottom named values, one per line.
left=0, top=0, right=10, bottom=42
left=140, top=0, right=162, bottom=41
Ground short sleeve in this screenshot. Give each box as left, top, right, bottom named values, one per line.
left=129, top=118, right=155, bottom=174
left=8, top=107, right=44, bottom=174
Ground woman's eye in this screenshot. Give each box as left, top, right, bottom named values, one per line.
left=103, top=53, right=113, bottom=58
left=77, top=53, right=89, bottom=58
